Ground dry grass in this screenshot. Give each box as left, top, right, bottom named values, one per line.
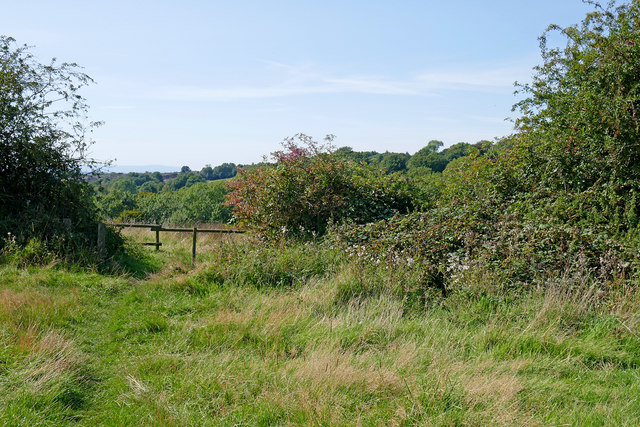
left=0, top=288, right=79, bottom=331
left=2, top=240, right=640, bottom=425
left=293, top=346, right=405, bottom=394
left=23, top=330, right=85, bottom=390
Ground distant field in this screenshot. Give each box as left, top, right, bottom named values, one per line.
left=1, top=231, right=640, bottom=425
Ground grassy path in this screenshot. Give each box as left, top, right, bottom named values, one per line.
left=2, top=236, right=640, bottom=425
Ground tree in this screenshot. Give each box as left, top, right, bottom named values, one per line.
left=380, top=152, right=409, bottom=173
left=138, top=180, right=159, bottom=193
left=163, top=172, right=205, bottom=191
left=408, top=140, right=447, bottom=172
left=0, top=36, right=115, bottom=255
left=513, top=0, right=640, bottom=229
left=211, top=162, right=237, bottom=180
left=426, top=140, right=444, bottom=153
left=180, top=165, right=191, bottom=174
left=200, top=164, right=214, bottom=180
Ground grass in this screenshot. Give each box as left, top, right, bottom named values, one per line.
left=1, top=230, right=640, bottom=425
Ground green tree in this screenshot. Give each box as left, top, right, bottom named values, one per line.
left=0, top=36, right=118, bottom=255
left=441, top=142, right=472, bottom=163
left=200, top=164, right=214, bottom=180
left=111, top=178, right=138, bottom=193
left=513, top=0, right=640, bottom=229
left=211, top=162, right=237, bottom=180
left=151, top=171, right=164, bottom=182
left=138, top=181, right=159, bottom=193
left=163, top=172, right=205, bottom=191
left=380, top=152, right=409, bottom=173
left=408, top=140, right=447, bottom=172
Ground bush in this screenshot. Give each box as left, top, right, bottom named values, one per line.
left=0, top=36, right=121, bottom=259
left=513, top=1, right=640, bottom=231
left=224, top=134, right=415, bottom=240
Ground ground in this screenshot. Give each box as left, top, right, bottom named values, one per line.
left=1, top=230, right=639, bottom=425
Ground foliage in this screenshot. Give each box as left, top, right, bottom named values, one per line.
left=95, top=180, right=233, bottom=225
left=95, top=190, right=137, bottom=219
left=93, top=171, right=161, bottom=194
left=329, top=1, right=640, bottom=293
left=94, top=163, right=238, bottom=196
left=163, top=171, right=205, bottom=191
left=379, top=152, right=409, bottom=173
left=405, top=169, right=444, bottom=210
left=209, top=162, right=237, bottom=180
left=407, top=140, right=490, bottom=173
left=200, top=164, right=214, bottom=179
left=334, top=142, right=481, bottom=175
left=225, top=134, right=415, bottom=240
left=407, top=140, right=446, bottom=171
left=334, top=146, right=384, bottom=165
left=3, top=235, right=640, bottom=425
left=513, top=0, right=640, bottom=231
left=0, top=36, right=122, bottom=258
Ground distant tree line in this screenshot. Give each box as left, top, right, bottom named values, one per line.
left=94, top=162, right=242, bottom=194
left=334, top=139, right=491, bottom=174
left=96, top=180, right=232, bottom=225
left=92, top=140, right=484, bottom=224
left=93, top=140, right=487, bottom=198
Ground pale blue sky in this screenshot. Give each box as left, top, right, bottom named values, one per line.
left=2, top=1, right=595, bottom=169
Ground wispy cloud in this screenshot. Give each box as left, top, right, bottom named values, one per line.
left=416, top=65, right=532, bottom=91
left=323, top=77, right=418, bottom=95
left=102, top=105, right=135, bottom=110
left=153, top=61, right=531, bottom=101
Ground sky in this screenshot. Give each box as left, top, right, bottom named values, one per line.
left=2, top=0, right=596, bottom=170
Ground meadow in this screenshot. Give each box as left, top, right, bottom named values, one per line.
left=2, top=229, right=640, bottom=426
left=4, top=6, right=640, bottom=423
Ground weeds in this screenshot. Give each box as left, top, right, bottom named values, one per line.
left=1, top=232, right=640, bottom=425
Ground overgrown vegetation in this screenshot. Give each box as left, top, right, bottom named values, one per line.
left=0, top=36, right=122, bottom=260
left=225, top=134, right=415, bottom=239
left=96, top=180, right=232, bottom=225
left=326, top=0, right=640, bottom=296
left=1, top=232, right=639, bottom=425
left=4, top=1, right=640, bottom=424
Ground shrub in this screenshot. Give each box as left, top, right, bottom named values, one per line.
left=513, top=0, right=640, bottom=231
left=0, top=36, right=122, bottom=259
left=224, top=134, right=415, bottom=240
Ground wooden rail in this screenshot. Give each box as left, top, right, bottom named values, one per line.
left=105, top=222, right=244, bottom=265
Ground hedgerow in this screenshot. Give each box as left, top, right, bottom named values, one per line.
left=224, top=134, right=415, bottom=240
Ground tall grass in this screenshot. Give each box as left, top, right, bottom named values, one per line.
left=1, top=231, right=639, bottom=425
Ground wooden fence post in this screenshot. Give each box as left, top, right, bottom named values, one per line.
left=97, top=223, right=106, bottom=258
left=191, top=226, right=197, bottom=266
left=155, top=227, right=160, bottom=251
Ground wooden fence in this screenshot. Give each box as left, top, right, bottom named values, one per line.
left=100, top=222, right=244, bottom=265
